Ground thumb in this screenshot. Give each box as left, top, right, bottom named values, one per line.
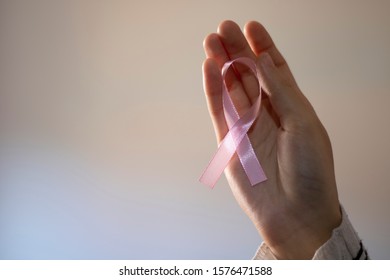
left=256, top=52, right=304, bottom=127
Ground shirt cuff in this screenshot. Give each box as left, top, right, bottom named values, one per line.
left=253, top=205, right=369, bottom=260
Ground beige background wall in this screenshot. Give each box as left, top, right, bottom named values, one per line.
left=1, top=0, right=389, bottom=259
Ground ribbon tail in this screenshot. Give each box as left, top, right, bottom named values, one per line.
left=236, top=135, right=267, bottom=185
left=199, top=132, right=237, bottom=188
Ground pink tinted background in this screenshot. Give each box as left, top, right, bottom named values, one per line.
left=1, top=0, right=389, bottom=259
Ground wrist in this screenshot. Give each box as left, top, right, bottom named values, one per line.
left=260, top=206, right=342, bottom=259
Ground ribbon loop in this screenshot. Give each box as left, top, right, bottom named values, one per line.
left=200, top=57, right=267, bottom=188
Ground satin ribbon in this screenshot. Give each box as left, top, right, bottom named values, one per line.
left=200, top=57, right=267, bottom=188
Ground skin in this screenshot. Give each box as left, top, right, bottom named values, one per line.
left=202, top=20, right=342, bottom=259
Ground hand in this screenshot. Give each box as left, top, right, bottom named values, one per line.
left=202, top=20, right=342, bottom=259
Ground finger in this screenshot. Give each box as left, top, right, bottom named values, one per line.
left=217, top=20, right=260, bottom=105
left=203, top=33, right=229, bottom=68
left=256, top=52, right=305, bottom=128
left=244, top=21, right=287, bottom=67
left=203, top=31, right=251, bottom=116
left=244, top=21, right=297, bottom=85
left=203, top=58, right=227, bottom=142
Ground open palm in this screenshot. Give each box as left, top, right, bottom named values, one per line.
left=203, top=21, right=341, bottom=259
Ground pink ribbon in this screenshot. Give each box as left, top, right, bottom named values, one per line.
left=200, top=57, right=267, bottom=188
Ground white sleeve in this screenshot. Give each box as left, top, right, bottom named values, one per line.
left=253, top=206, right=369, bottom=260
